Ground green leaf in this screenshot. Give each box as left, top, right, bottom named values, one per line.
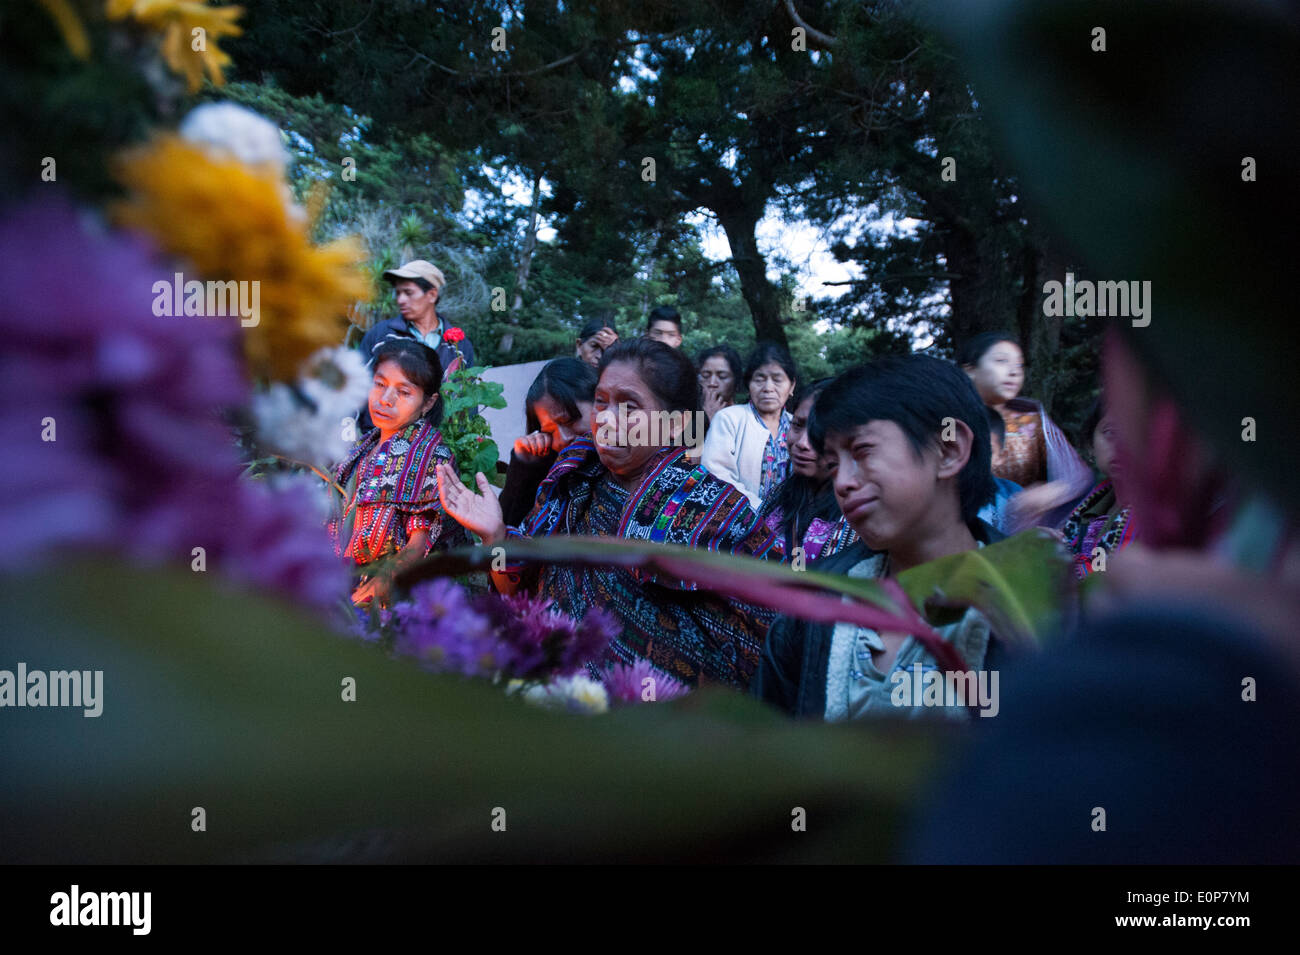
left=895, top=529, right=1071, bottom=649
left=402, top=532, right=1072, bottom=664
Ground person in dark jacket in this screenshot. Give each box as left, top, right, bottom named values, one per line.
left=355, top=259, right=476, bottom=432
left=752, top=355, right=1001, bottom=721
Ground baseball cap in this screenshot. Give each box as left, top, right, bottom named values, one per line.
left=382, top=260, right=446, bottom=292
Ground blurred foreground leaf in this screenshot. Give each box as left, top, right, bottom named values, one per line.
left=0, top=562, right=948, bottom=863
left=405, top=531, right=1071, bottom=653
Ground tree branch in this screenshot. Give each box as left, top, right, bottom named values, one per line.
left=784, top=0, right=839, bottom=49
left=402, top=28, right=689, bottom=81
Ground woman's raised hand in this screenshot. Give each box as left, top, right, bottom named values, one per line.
left=702, top=385, right=728, bottom=422
left=514, top=430, right=552, bottom=459
left=437, top=462, right=507, bottom=544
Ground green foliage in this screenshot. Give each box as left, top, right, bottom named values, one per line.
left=220, top=2, right=1106, bottom=416
left=896, top=529, right=1071, bottom=648
left=439, top=364, right=507, bottom=485
left=0, top=0, right=161, bottom=208
left=209, top=80, right=471, bottom=238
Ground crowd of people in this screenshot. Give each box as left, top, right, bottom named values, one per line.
left=327, top=258, right=1140, bottom=720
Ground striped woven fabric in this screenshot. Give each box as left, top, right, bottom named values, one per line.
left=503, top=435, right=780, bottom=688
left=330, top=419, right=460, bottom=565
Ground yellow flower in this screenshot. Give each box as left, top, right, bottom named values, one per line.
left=112, top=134, right=369, bottom=381
left=107, top=0, right=243, bottom=92
left=39, top=0, right=91, bottom=60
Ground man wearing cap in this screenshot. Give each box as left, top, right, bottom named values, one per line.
left=357, top=259, right=476, bottom=376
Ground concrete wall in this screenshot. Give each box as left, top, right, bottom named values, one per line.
left=480, top=359, right=550, bottom=465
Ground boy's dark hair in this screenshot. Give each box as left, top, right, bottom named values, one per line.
left=599, top=337, right=699, bottom=414
left=578, top=314, right=615, bottom=342
left=371, top=339, right=444, bottom=427
left=525, top=357, right=598, bottom=434
left=743, top=341, right=798, bottom=389
left=985, top=405, right=1006, bottom=445
left=810, top=355, right=995, bottom=523
left=646, top=305, right=682, bottom=332
left=792, top=375, right=835, bottom=411
left=696, top=344, right=743, bottom=396
left=956, top=331, right=1021, bottom=368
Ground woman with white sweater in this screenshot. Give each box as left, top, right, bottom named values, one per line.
left=700, top=342, right=798, bottom=509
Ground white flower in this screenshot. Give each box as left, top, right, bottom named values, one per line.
left=520, top=675, right=609, bottom=715
left=252, top=346, right=372, bottom=470
left=180, top=103, right=291, bottom=172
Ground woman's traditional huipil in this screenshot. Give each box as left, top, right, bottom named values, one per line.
left=996, top=396, right=1094, bottom=529
left=762, top=509, right=859, bottom=565
left=329, top=419, right=463, bottom=567
left=500, top=435, right=780, bottom=689
left=1058, top=478, right=1137, bottom=578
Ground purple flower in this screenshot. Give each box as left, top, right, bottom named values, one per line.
left=392, top=579, right=504, bottom=677
left=474, top=593, right=617, bottom=680
left=566, top=607, right=620, bottom=673
left=381, top=584, right=619, bottom=683
left=601, top=659, right=691, bottom=705
left=0, top=195, right=345, bottom=609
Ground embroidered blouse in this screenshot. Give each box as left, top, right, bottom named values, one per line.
left=1058, top=478, right=1137, bottom=578
left=751, top=403, right=792, bottom=503
left=498, top=435, right=781, bottom=688
left=763, top=509, right=859, bottom=565
left=328, top=419, right=461, bottom=566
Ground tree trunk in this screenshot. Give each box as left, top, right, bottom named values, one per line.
left=501, top=171, right=542, bottom=355
left=511, top=172, right=542, bottom=314
left=1022, top=238, right=1069, bottom=413
left=717, top=210, right=788, bottom=349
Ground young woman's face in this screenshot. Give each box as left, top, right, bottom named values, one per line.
left=698, top=356, right=735, bottom=396
left=787, top=394, right=827, bottom=480
left=369, top=359, right=435, bottom=433
left=592, top=361, right=671, bottom=482
left=1093, top=412, right=1122, bottom=479
left=825, top=420, right=950, bottom=553
left=748, top=362, right=795, bottom=415
left=966, top=341, right=1025, bottom=405
left=533, top=393, right=593, bottom=452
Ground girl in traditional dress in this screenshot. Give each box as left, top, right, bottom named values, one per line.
left=438, top=339, right=778, bottom=689
left=1058, top=397, right=1137, bottom=577
left=329, top=340, right=464, bottom=606
left=958, top=332, right=1093, bottom=530
left=760, top=379, right=859, bottom=565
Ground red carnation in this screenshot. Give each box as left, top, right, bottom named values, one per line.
left=444, top=327, right=466, bottom=344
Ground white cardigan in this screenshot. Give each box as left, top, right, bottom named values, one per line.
left=700, top=403, right=779, bottom=508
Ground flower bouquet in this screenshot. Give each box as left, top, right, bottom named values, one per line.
left=353, top=578, right=689, bottom=714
